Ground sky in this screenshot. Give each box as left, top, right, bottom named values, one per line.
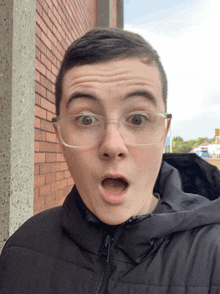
left=124, top=0, right=220, bottom=141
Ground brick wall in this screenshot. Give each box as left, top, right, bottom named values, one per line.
left=112, top=0, right=117, bottom=27
left=34, top=0, right=97, bottom=214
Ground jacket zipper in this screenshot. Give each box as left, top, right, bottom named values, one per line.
left=95, top=235, right=112, bottom=294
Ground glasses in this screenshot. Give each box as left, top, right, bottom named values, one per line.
left=52, top=111, right=172, bottom=149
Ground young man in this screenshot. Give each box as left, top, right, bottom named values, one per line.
left=1, top=28, right=220, bottom=293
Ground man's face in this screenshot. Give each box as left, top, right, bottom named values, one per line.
left=55, top=58, right=169, bottom=225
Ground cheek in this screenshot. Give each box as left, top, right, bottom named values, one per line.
left=62, top=148, right=96, bottom=180
left=131, top=145, right=163, bottom=174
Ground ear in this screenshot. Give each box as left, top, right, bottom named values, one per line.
left=53, top=123, right=64, bottom=152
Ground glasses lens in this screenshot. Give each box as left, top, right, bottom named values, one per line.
left=58, top=114, right=104, bottom=148
left=58, top=112, right=168, bottom=148
left=120, top=112, right=166, bottom=145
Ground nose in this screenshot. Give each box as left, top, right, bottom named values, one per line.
left=98, top=123, right=129, bottom=160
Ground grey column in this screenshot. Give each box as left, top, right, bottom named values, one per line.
left=117, top=0, right=124, bottom=29
left=97, top=0, right=124, bottom=28
left=0, top=0, right=36, bottom=252
left=97, top=0, right=111, bottom=27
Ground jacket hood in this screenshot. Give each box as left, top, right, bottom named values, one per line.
left=150, top=153, right=220, bottom=235
left=61, top=153, right=220, bottom=263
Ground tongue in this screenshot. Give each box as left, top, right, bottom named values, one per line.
left=102, top=178, right=127, bottom=195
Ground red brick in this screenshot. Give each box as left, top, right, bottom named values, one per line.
left=36, top=1, right=43, bottom=15
left=46, top=49, right=57, bottom=66
left=35, top=105, right=47, bottom=120
left=36, top=12, right=48, bottom=35
left=35, top=59, right=47, bottom=76
left=64, top=170, right=71, bottom=178
left=38, top=0, right=49, bottom=13
left=43, top=8, right=53, bottom=30
left=51, top=63, right=58, bottom=76
left=34, top=164, right=40, bottom=175
left=45, top=153, right=57, bottom=163
left=45, top=191, right=56, bottom=205
left=41, top=97, right=55, bottom=112
left=63, top=185, right=72, bottom=197
left=35, top=117, right=41, bottom=129
left=40, top=76, right=53, bottom=92
left=47, top=111, right=55, bottom=122
left=34, top=195, right=46, bottom=211
left=46, top=90, right=55, bottom=104
left=35, top=93, right=41, bottom=106
left=51, top=179, right=67, bottom=192
left=51, top=84, right=55, bottom=94
left=55, top=189, right=64, bottom=200
left=51, top=162, right=62, bottom=172
left=52, top=5, right=62, bottom=25
left=51, top=143, right=62, bottom=153
left=34, top=175, right=46, bottom=187
left=36, top=35, right=47, bottom=56
left=39, top=183, right=51, bottom=196
left=51, top=44, right=63, bottom=63
left=35, top=81, right=46, bottom=98
left=35, top=70, right=40, bottom=82
left=52, top=24, right=62, bottom=43
left=35, top=142, right=40, bottom=152
left=56, top=171, right=64, bottom=181
left=41, top=53, right=52, bottom=71
left=57, top=153, right=65, bottom=162
left=60, top=162, right=68, bottom=171
left=55, top=197, right=65, bottom=206
left=44, top=0, right=54, bottom=11
left=40, top=119, right=54, bottom=132
left=46, top=69, right=56, bottom=84
left=46, top=173, right=56, bottom=184
left=38, top=141, right=54, bottom=152
left=34, top=187, right=39, bottom=199
left=35, top=22, right=42, bottom=39
left=68, top=177, right=74, bottom=186
left=35, top=152, right=46, bottom=164
left=35, top=47, right=41, bottom=61
left=41, top=30, right=52, bottom=50
left=35, top=129, right=46, bottom=141
left=39, top=163, right=53, bottom=174
left=46, top=132, right=56, bottom=143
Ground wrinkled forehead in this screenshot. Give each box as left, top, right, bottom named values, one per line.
left=61, top=58, right=164, bottom=112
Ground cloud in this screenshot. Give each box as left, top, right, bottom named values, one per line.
left=125, top=0, right=220, bottom=139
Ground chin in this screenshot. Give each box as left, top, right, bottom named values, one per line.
left=97, top=211, right=131, bottom=226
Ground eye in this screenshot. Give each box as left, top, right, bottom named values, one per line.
left=75, top=114, right=98, bottom=126
left=127, top=114, right=148, bottom=126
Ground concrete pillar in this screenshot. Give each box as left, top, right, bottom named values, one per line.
left=97, top=0, right=111, bottom=27
left=0, top=0, right=36, bottom=252
left=117, top=0, right=124, bottom=29
left=97, top=0, right=124, bottom=28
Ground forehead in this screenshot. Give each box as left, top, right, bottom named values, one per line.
left=61, top=58, right=164, bottom=112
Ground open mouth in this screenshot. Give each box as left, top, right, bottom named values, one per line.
left=101, top=177, right=128, bottom=195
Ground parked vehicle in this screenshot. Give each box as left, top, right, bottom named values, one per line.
left=196, top=147, right=211, bottom=158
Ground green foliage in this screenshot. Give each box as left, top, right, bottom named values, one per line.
left=171, top=136, right=215, bottom=153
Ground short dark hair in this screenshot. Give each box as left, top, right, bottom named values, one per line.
left=55, top=28, right=167, bottom=115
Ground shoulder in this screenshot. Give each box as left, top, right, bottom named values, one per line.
left=186, top=224, right=220, bottom=285
left=2, top=206, right=62, bottom=254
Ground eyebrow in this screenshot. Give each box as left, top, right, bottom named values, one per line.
left=66, top=90, right=157, bottom=109
left=66, top=92, right=98, bottom=110
left=124, top=91, right=157, bottom=106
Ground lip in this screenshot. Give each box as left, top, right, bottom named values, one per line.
left=99, top=173, right=129, bottom=204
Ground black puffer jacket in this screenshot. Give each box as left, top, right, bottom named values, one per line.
left=1, top=154, right=220, bottom=294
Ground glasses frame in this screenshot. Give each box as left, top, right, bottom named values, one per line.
left=52, top=112, right=172, bottom=149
